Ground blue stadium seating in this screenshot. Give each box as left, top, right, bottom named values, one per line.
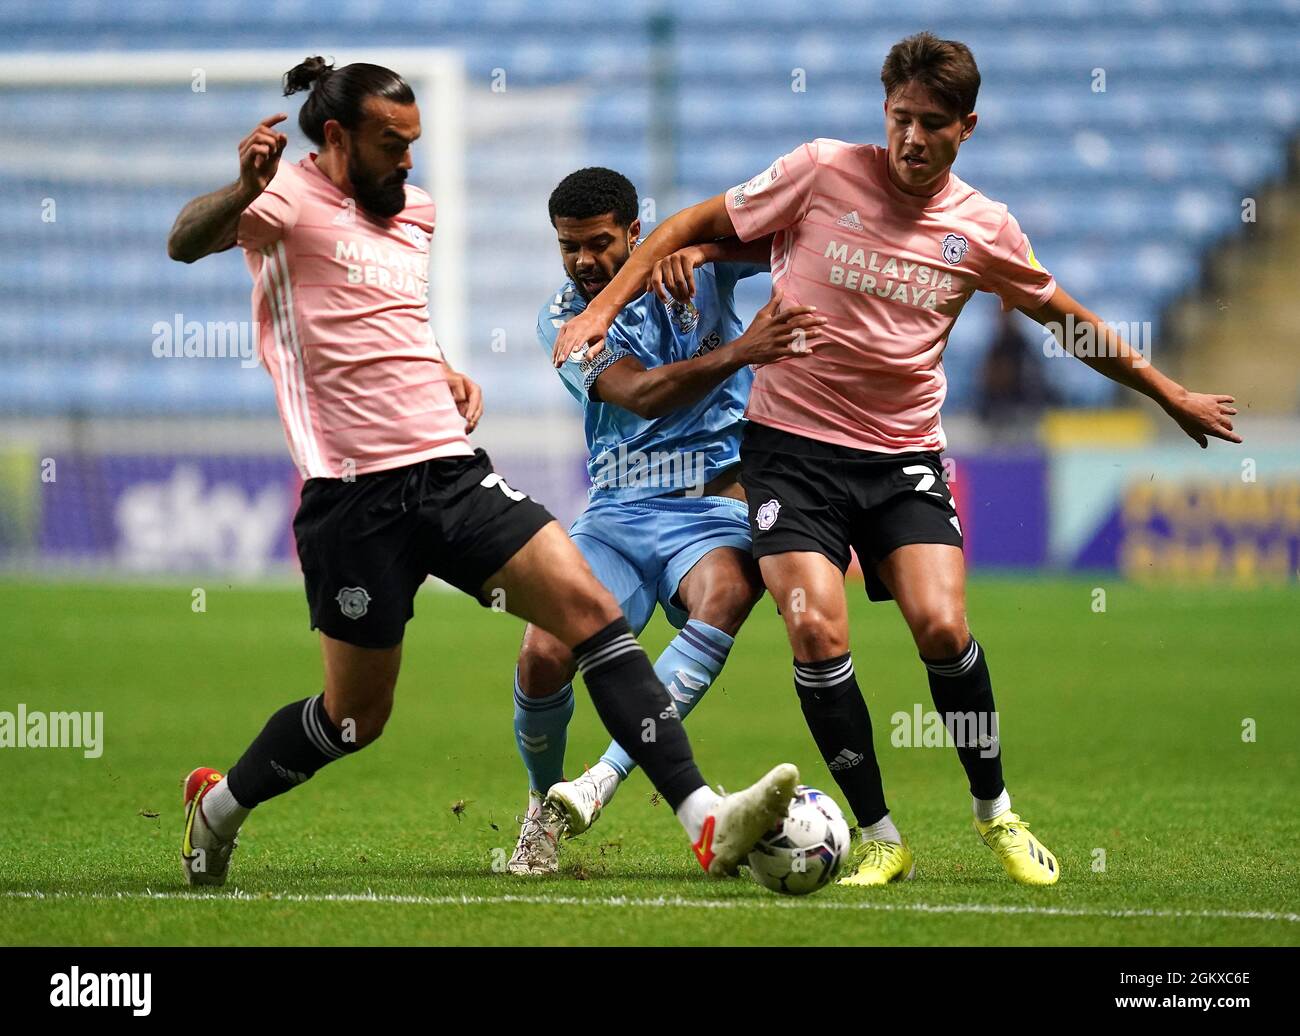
left=0, top=0, right=1297, bottom=415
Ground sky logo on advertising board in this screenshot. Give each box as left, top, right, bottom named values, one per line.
left=49, top=967, right=151, bottom=1016
left=114, top=464, right=288, bottom=575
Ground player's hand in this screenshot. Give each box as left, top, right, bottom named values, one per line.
left=238, top=113, right=289, bottom=199
left=733, top=291, right=827, bottom=367
left=552, top=308, right=611, bottom=368
left=446, top=370, right=483, bottom=434
left=648, top=245, right=707, bottom=304
left=1162, top=388, right=1240, bottom=448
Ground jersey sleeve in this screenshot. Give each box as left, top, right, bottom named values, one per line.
left=710, top=258, right=767, bottom=298
left=725, top=141, right=819, bottom=242
left=580, top=321, right=634, bottom=401
left=980, top=211, right=1057, bottom=313
left=536, top=305, right=589, bottom=405
left=236, top=169, right=301, bottom=252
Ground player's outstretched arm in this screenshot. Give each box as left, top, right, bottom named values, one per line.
left=1021, top=285, right=1241, bottom=449
left=551, top=193, right=737, bottom=366
left=650, top=235, right=774, bottom=304
left=592, top=291, right=825, bottom=419
left=167, top=113, right=289, bottom=263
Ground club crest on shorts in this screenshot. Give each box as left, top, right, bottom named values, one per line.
left=941, top=233, right=969, bottom=265
left=336, top=586, right=371, bottom=620
left=756, top=498, right=781, bottom=531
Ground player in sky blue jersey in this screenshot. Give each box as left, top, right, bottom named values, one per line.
left=508, top=168, right=827, bottom=873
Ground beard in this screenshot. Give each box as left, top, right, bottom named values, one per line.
left=349, top=156, right=408, bottom=219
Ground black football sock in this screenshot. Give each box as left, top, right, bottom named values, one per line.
left=794, top=653, right=889, bottom=826
left=922, top=638, right=1005, bottom=801
left=225, top=694, right=361, bottom=808
left=573, top=617, right=705, bottom=810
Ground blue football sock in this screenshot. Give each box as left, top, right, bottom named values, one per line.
left=599, top=619, right=734, bottom=778
left=513, top=669, right=575, bottom=794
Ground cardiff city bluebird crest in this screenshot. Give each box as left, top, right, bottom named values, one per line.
left=941, top=233, right=969, bottom=265
left=401, top=223, right=428, bottom=249
left=336, top=586, right=371, bottom=620
left=756, top=498, right=781, bottom=531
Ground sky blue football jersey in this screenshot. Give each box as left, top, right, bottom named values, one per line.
left=536, top=262, right=763, bottom=501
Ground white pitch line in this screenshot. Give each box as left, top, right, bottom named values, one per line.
left=3, top=889, right=1297, bottom=924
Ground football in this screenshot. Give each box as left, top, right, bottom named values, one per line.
left=747, top=785, right=852, bottom=895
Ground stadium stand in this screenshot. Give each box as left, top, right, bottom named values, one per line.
left=0, top=0, right=1297, bottom=418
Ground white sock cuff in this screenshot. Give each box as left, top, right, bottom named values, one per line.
left=202, top=777, right=250, bottom=839
left=858, top=812, right=902, bottom=845
left=675, top=785, right=721, bottom=843
left=973, top=788, right=1012, bottom=822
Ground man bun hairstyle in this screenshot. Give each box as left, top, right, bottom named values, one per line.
left=880, top=32, right=981, bottom=118
left=283, top=56, right=416, bottom=147
left=548, top=167, right=639, bottom=228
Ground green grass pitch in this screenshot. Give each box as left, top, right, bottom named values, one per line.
left=1, top=577, right=1297, bottom=946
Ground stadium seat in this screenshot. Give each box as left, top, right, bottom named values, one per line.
left=1, top=0, right=1296, bottom=415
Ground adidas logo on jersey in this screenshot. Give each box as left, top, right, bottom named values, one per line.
left=836, top=210, right=864, bottom=231
left=829, top=748, right=863, bottom=771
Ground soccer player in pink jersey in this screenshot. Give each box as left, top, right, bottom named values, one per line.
left=554, top=32, right=1241, bottom=888
left=167, top=57, right=799, bottom=887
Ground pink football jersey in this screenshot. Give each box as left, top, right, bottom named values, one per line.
left=726, top=139, right=1056, bottom=453
left=238, top=156, right=472, bottom=479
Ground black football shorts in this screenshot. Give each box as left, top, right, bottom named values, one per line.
left=293, top=448, right=554, bottom=648
left=740, top=422, right=963, bottom=602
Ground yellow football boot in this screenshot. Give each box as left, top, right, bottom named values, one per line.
left=975, top=810, right=1059, bottom=886
left=837, top=836, right=915, bottom=887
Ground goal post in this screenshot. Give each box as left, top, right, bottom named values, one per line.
left=0, top=47, right=469, bottom=370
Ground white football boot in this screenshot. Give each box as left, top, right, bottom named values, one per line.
left=181, top=767, right=237, bottom=887
left=693, top=763, right=800, bottom=877
left=506, top=790, right=562, bottom=875
left=542, top=762, right=622, bottom=838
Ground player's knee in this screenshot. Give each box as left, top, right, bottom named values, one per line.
left=557, top=577, right=624, bottom=638
left=516, top=641, right=576, bottom=698
left=689, top=577, right=763, bottom=636
left=914, top=612, right=970, bottom=660
left=352, top=694, right=395, bottom=748
left=349, top=713, right=388, bottom=748
left=784, top=607, right=848, bottom=660
left=326, top=682, right=395, bottom=749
